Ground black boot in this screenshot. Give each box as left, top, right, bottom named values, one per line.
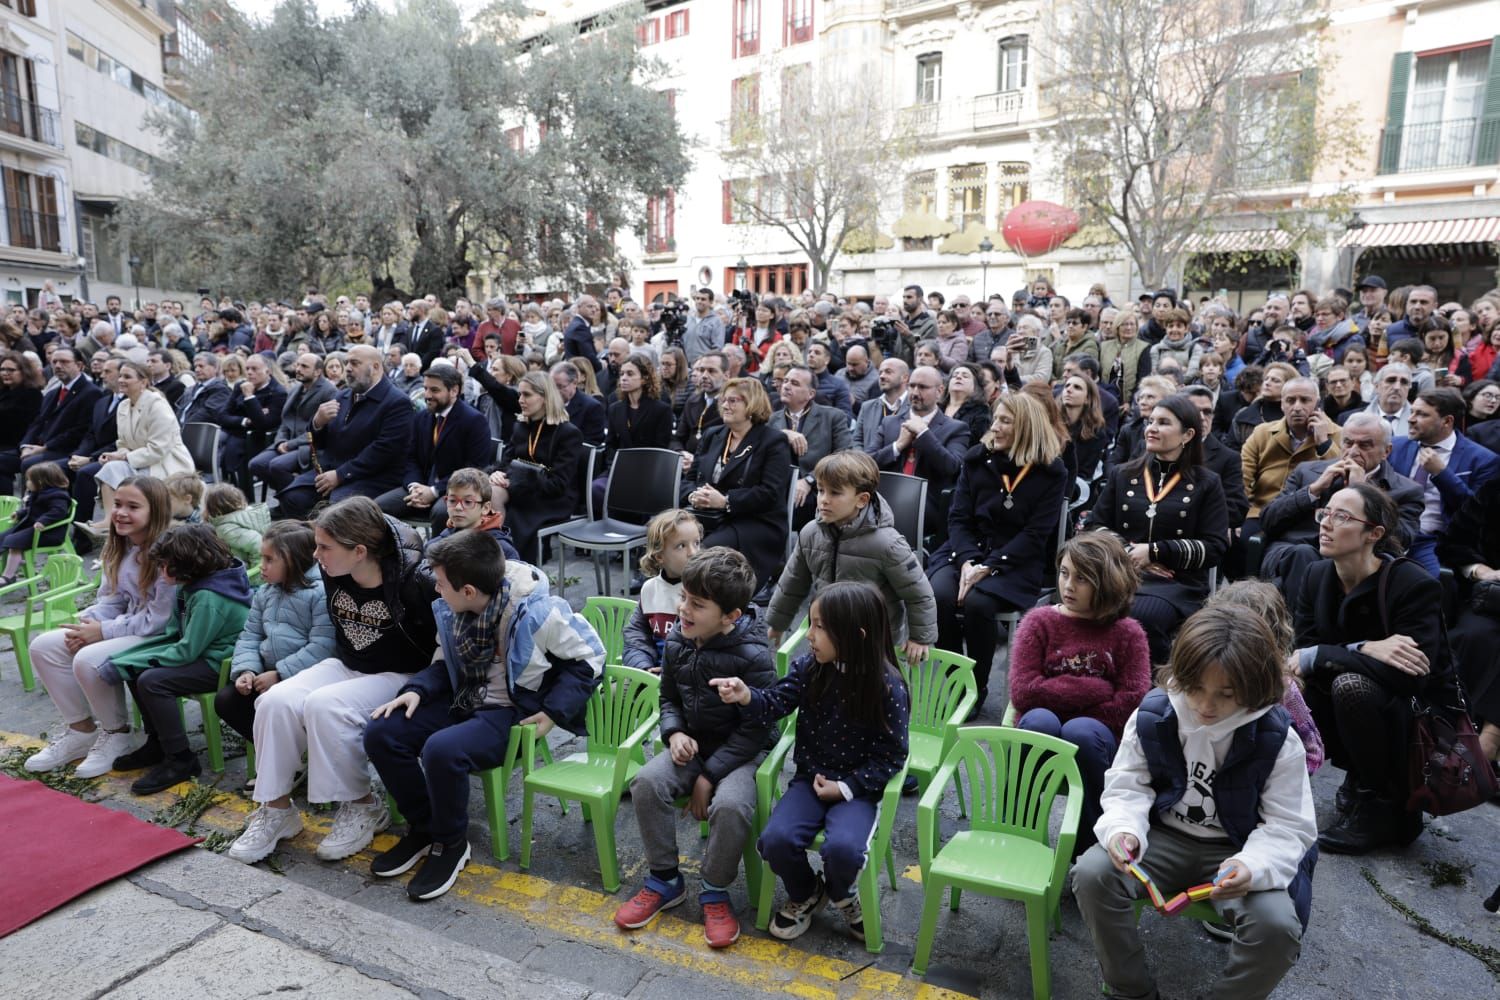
left=113, top=738, right=165, bottom=771
left=131, top=752, right=202, bottom=796
left=1318, top=789, right=1399, bottom=854
left=1334, top=770, right=1358, bottom=815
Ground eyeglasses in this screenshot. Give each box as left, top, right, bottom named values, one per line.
left=444, top=495, right=483, bottom=509
left=1314, top=508, right=1377, bottom=529
left=0, top=366, right=18, bottom=373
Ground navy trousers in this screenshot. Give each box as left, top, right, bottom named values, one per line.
left=1016, top=708, right=1117, bottom=854
left=757, top=777, right=878, bottom=902
left=364, top=699, right=516, bottom=845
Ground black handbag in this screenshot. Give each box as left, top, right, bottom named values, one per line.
left=1470, top=578, right=1500, bottom=619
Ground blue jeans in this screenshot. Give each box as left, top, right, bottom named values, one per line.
left=1016, top=708, right=1118, bottom=854
left=757, top=777, right=878, bottom=902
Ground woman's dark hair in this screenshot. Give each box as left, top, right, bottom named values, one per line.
left=151, top=522, right=235, bottom=582
left=262, top=520, right=317, bottom=592
left=1345, top=481, right=1403, bottom=557
left=1061, top=372, right=1106, bottom=441
left=1234, top=364, right=1264, bottom=396
left=1462, top=378, right=1500, bottom=417
left=806, top=582, right=907, bottom=733
left=1123, top=392, right=1204, bottom=477
left=623, top=352, right=660, bottom=400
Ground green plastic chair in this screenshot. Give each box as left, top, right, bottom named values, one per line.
left=900, top=647, right=977, bottom=817
left=174, top=657, right=232, bottom=773
left=0, top=495, right=19, bottom=522
left=752, top=715, right=908, bottom=954
left=1001, top=701, right=1018, bottom=727
left=0, top=554, right=89, bottom=691
left=478, top=722, right=561, bottom=861
left=581, top=595, right=635, bottom=667
left=775, top=618, right=808, bottom=679
left=911, top=726, right=1083, bottom=998
left=519, top=665, right=660, bottom=892
left=22, top=498, right=78, bottom=595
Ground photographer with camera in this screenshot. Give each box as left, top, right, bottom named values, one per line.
left=728, top=294, right=779, bottom=373
left=682, top=289, right=725, bottom=365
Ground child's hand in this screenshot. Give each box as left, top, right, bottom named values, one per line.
left=1211, top=859, right=1252, bottom=900
left=253, top=670, right=280, bottom=693
left=370, top=691, right=420, bottom=720
left=685, top=774, right=713, bottom=821
left=708, top=676, right=751, bottom=705
left=903, top=640, right=929, bottom=663
left=518, top=711, right=555, bottom=738
left=1106, top=832, right=1140, bottom=873
left=667, top=732, right=699, bottom=764
left=812, top=774, right=844, bottom=803
left=234, top=672, right=255, bottom=696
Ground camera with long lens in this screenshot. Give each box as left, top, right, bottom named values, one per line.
left=659, top=300, right=689, bottom=346
left=870, top=316, right=899, bottom=355
left=728, top=288, right=758, bottom=317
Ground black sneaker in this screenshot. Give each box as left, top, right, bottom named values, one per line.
left=371, top=831, right=433, bottom=878
left=407, top=840, right=471, bottom=901
left=131, top=753, right=202, bottom=795
left=113, top=739, right=165, bottom=772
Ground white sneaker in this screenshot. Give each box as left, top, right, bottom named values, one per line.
left=316, top=799, right=390, bottom=861
left=227, top=805, right=304, bottom=864
left=73, top=731, right=135, bottom=779
left=24, top=727, right=98, bottom=773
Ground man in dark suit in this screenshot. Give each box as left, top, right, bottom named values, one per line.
left=103, top=295, right=131, bottom=338
left=549, top=362, right=605, bottom=447
left=273, top=345, right=414, bottom=520
left=250, top=352, right=338, bottom=494
left=406, top=300, right=444, bottom=371
left=563, top=296, right=604, bottom=374
left=771, top=365, right=852, bottom=529
left=872, top=365, right=970, bottom=539
left=68, top=355, right=123, bottom=524
left=805, top=341, right=852, bottom=417
left=145, top=350, right=186, bottom=409
left=855, top=357, right=909, bottom=452
left=375, top=363, right=491, bottom=522
left=176, top=352, right=232, bottom=428
left=1389, top=386, right=1500, bottom=576
left=0, top=347, right=101, bottom=493
left=1259, top=412, right=1424, bottom=599
left=672, top=352, right=727, bottom=471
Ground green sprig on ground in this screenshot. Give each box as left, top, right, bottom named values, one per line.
left=1362, top=867, right=1500, bottom=980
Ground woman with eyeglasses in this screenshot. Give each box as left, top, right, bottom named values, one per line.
left=1465, top=380, right=1500, bottom=454
left=0, top=350, right=43, bottom=453
left=1291, top=482, right=1458, bottom=854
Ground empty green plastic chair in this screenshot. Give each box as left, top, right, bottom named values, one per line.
left=22, top=498, right=78, bottom=595
left=582, top=595, right=635, bottom=667
left=0, top=554, right=88, bottom=691
left=752, top=714, right=908, bottom=954
left=478, top=721, right=561, bottom=862
left=518, top=665, right=659, bottom=892
left=912, top=726, right=1083, bottom=998
left=0, top=495, right=19, bottom=525
left=900, top=647, right=977, bottom=816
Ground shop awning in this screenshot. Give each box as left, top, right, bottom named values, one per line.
left=1337, top=216, right=1500, bottom=248
left=1179, top=228, right=1295, bottom=253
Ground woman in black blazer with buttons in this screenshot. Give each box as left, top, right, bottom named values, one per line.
left=595, top=353, right=673, bottom=512
left=684, top=377, right=793, bottom=589
left=926, top=391, right=1068, bottom=707
left=491, top=371, right=583, bottom=562
left=1083, top=393, right=1228, bottom=662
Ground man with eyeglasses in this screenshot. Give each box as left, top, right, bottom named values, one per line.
left=673, top=352, right=727, bottom=471
left=872, top=365, right=970, bottom=539
left=970, top=303, right=1012, bottom=363
left=681, top=288, right=725, bottom=365
left=1258, top=412, right=1422, bottom=600
left=1353, top=362, right=1414, bottom=436
left=376, top=362, right=491, bottom=529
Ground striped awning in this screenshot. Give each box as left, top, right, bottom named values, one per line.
left=1337, top=216, right=1500, bottom=248
left=1179, top=229, right=1295, bottom=253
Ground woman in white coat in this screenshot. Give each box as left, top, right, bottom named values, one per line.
left=92, top=360, right=194, bottom=529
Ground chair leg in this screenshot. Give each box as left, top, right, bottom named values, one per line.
left=1025, top=897, right=1054, bottom=1000
left=591, top=800, right=621, bottom=893
left=480, top=768, right=510, bottom=861
left=950, top=886, right=961, bottom=911
left=755, top=858, right=776, bottom=931
left=199, top=696, right=224, bottom=773
left=741, top=836, right=761, bottom=902
left=884, top=842, right=898, bottom=891
left=954, top=775, right=967, bottom=819
left=912, top=876, right=946, bottom=976
left=519, top=786, right=536, bottom=871
left=859, top=863, right=884, bottom=954
left=556, top=539, right=567, bottom=593
left=246, top=742, right=256, bottom=781
left=13, top=636, right=35, bottom=692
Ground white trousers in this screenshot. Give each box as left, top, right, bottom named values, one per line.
left=251, top=657, right=407, bottom=805
left=30, top=629, right=146, bottom=731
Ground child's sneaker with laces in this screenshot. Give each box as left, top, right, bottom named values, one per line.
left=831, top=893, right=864, bottom=941
left=769, top=875, right=826, bottom=941
left=699, top=889, right=739, bottom=948
left=614, top=875, right=686, bottom=930
left=315, top=799, right=390, bottom=860
left=227, top=805, right=303, bottom=864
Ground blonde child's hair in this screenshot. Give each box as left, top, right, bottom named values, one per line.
left=24, top=461, right=69, bottom=493
left=639, top=508, right=700, bottom=577
left=813, top=450, right=879, bottom=498
left=203, top=482, right=248, bottom=519
left=1204, top=580, right=1293, bottom=656
left=164, top=471, right=205, bottom=507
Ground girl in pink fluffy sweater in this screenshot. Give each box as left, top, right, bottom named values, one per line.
left=1010, top=533, right=1152, bottom=853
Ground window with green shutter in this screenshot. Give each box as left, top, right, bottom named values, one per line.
left=1379, top=51, right=1413, bottom=174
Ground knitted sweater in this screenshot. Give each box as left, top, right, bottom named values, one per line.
left=1007, top=605, right=1151, bottom=738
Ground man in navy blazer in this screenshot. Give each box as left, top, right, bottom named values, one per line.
left=771, top=365, right=852, bottom=529
left=375, top=363, right=491, bottom=522
left=1389, top=386, right=1500, bottom=576
left=871, top=365, right=971, bottom=538
left=550, top=362, right=606, bottom=447
left=0, top=347, right=101, bottom=493
left=274, top=345, right=414, bottom=520
left=406, top=301, right=444, bottom=371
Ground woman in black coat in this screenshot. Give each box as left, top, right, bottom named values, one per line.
left=491, top=371, right=584, bottom=562
left=595, top=352, right=673, bottom=513
left=0, top=350, right=43, bottom=451
left=684, top=377, right=792, bottom=590
left=219, top=355, right=288, bottom=494
left=927, top=391, right=1068, bottom=708
left=1294, top=482, right=1461, bottom=854
left=1436, top=474, right=1500, bottom=767
left=1058, top=371, right=1108, bottom=484
left=1083, top=394, right=1228, bottom=663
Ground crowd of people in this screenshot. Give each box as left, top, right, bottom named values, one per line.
left=2, top=273, right=1498, bottom=999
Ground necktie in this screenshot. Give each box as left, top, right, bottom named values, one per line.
left=902, top=446, right=917, bottom=476
left=433, top=414, right=445, bottom=446
left=57, top=385, right=68, bottom=406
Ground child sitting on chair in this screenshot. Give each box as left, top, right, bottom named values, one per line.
left=426, top=467, right=519, bottom=562
left=164, top=471, right=204, bottom=524
left=1073, top=605, right=1317, bottom=1000
left=621, top=508, right=702, bottom=673
left=204, top=482, right=269, bottom=573
left=0, top=461, right=72, bottom=586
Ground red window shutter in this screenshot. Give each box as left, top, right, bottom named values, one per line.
left=722, top=180, right=733, bottom=224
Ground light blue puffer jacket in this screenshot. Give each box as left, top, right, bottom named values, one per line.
left=229, top=570, right=336, bottom=679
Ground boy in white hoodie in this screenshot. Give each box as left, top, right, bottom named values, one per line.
left=1073, top=606, right=1317, bottom=1000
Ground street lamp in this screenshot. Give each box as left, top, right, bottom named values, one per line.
left=733, top=256, right=749, bottom=293
left=127, top=253, right=142, bottom=312
left=978, top=237, right=994, bottom=299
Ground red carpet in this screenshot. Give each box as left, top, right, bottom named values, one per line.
left=0, top=774, right=199, bottom=937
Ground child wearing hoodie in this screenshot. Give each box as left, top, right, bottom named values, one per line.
left=365, top=529, right=604, bottom=901
left=204, top=482, right=269, bottom=572
left=1073, top=605, right=1317, bottom=1000
left=103, top=523, right=253, bottom=795
left=0, top=461, right=72, bottom=585
left=767, top=451, right=936, bottom=664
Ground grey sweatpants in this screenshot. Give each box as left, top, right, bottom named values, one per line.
left=1072, top=826, right=1303, bottom=1000
left=631, top=750, right=758, bottom=890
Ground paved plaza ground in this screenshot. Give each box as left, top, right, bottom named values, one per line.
left=0, top=567, right=1497, bottom=1000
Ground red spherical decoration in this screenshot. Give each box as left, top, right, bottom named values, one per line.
left=1001, top=201, right=1080, bottom=257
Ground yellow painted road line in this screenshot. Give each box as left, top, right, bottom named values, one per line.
left=2, top=731, right=972, bottom=999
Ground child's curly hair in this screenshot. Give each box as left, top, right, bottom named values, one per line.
left=639, top=508, right=700, bottom=577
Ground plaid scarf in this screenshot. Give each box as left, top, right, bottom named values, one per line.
left=451, top=588, right=508, bottom=714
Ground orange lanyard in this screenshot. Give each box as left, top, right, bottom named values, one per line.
left=527, top=421, right=543, bottom=460
left=720, top=430, right=741, bottom=468
left=1143, top=465, right=1181, bottom=519
left=1000, top=464, right=1032, bottom=509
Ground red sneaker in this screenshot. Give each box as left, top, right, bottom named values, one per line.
left=700, top=892, right=740, bottom=948
left=614, top=876, right=685, bottom=930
